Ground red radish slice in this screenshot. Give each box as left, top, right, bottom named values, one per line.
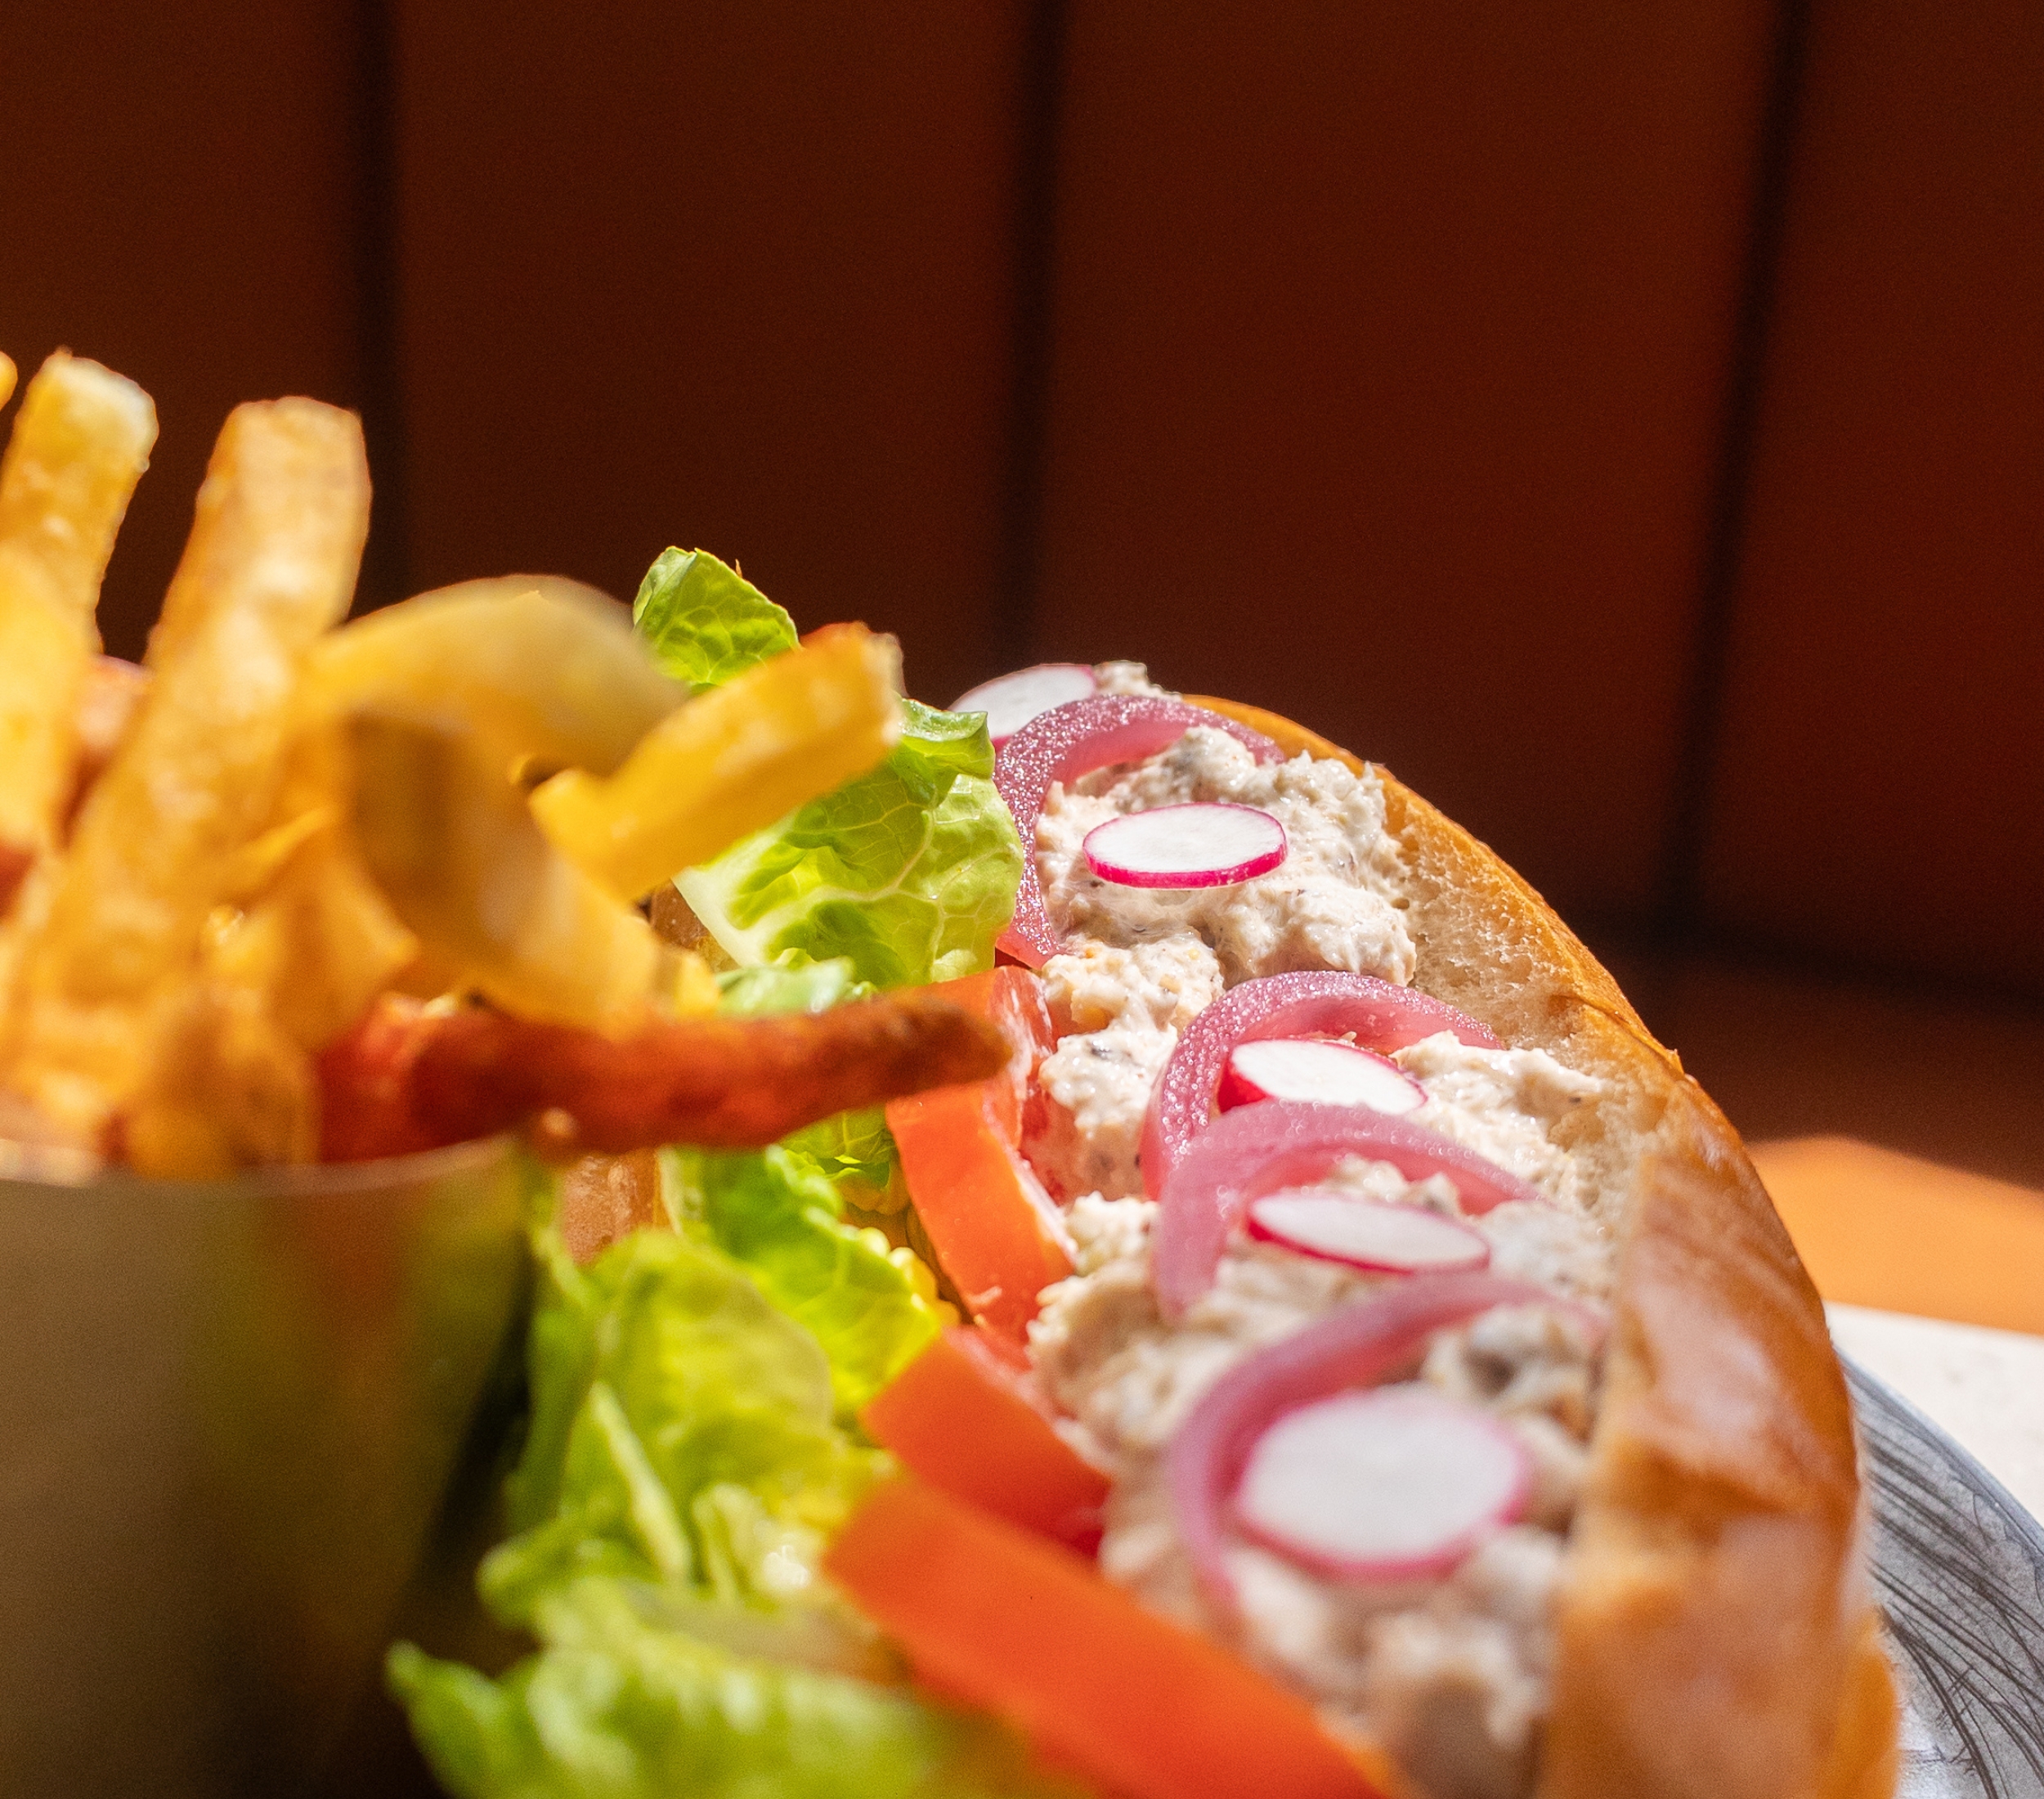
left=1141, top=971, right=1499, bottom=1198
left=1246, top=1191, right=1490, bottom=1273
left=1235, top=1387, right=1530, bottom=1581
left=1082, top=803, right=1287, bottom=889
left=993, top=695, right=1283, bottom=966
left=1167, top=1272, right=1581, bottom=1606
left=1219, top=1038, right=1423, bottom=1115
left=951, top=663, right=1099, bottom=747
left=1152, top=1101, right=1546, bottom=1318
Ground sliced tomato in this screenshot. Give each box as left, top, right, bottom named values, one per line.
left=886, top=1085, right=1071, bottom=1344
left=859, top=1326, right=1108, bottom=1552
left=823, top=1478, right=1379, bottom=1799
left=922, top=964, right=1056, bottom=1141
left=885, top=967, right=1069, bottom=1344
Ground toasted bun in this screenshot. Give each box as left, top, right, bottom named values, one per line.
left=1186, top=698, right=1898, bottom=1799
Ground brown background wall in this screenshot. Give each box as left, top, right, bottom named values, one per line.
left=2, top=0, right=2038, bottom=1006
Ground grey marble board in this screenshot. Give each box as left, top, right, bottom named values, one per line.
left=1849, top=1359, right=2044, bottom=1797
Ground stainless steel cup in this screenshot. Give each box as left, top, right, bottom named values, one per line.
left=0, top=1138, right=529, bottom=1797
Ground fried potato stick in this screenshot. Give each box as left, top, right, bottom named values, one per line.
left=4, top=400, right=369, bottom=1141
left=307, top=576, right=682, bottom=776
left=347, top=713, right=666, bottom=1032
left=0, top=353, right=16, bottom=408
left=121, top=725, right=422, bottom=1178
left=317, top=989, right=1010, bottom=1162
left=0, top=354, right=155, bottom=891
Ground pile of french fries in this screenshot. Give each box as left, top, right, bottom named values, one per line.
left=0, top=350, right=1002, bottom=1181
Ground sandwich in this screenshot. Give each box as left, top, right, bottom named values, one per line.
left=392, top=652, right=1900, bottom=1798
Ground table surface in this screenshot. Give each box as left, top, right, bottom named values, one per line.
left=1753, top=1136, right=2044, bottom=1526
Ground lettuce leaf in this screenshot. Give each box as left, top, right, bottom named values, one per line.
left=390, top=1581, right=1079, bottom=1799
left=492, top=1227, right=876, bottom=1615
left=676, top=700, right=1022, bottom=990
left=715, top=958, right=869, bottom=1018
left=392, top=1226, right=1077, bottom=1799
left=661, top=1146, right=939, bottom=1412
left=631, top=547, right=796, bottom=693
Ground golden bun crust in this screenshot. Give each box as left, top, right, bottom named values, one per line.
left=1186, top=698, right=1898, bottom=1799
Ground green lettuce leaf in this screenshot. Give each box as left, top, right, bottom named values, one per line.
left=662, top=1145, right=939, bottom=1412
left=390, top=1581, right=1081, bottom=1799
left=714, top=958, right=870, bottom=1020
left=676, top=699, right=1022, bottom=990
left=491, top=1227, right=876, bottom=1618
left=632, top=547, right=796, bottom=694
left=392, top=1225, right=1077, bottom=1799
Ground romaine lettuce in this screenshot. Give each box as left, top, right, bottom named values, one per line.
left=391, top=1225, right=1076, bottom=1799
left=661, top=1145, right=939, bottom=1412
left=631, top=548, right=796, bottom=694
left=676, top=699, right=1022, bottom=990
left=390, top=1579, right=1077, bottom=1799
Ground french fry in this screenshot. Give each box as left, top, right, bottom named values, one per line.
left=0, top=354, right=155, bottom=876
left=530, top=621, right=903, bottom=900
left=316, top=987, right=1010, bottom=1161
left=65, top=656, right=150, bottom=833
left=307, top=576, right=683, bottom=776
left=125, top=904, right=319, bottom=1178
left=0, top=353, right=16, bottom=409
left=347, top=712, right=666, bottom=1034
left=3, top=400, right=369, bottom=1141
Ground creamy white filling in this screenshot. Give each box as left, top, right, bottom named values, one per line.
left=1037, top=729, right=1415, bottom=986
left=1027, top=729, right=1414, bottom=1200
left=1006, top=725, right=1617, bottom=1799
left=1032, top=1187, right=1604, bottom=1799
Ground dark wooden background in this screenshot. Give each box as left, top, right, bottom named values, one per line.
left=3, top=0, right=2040, bottom=1101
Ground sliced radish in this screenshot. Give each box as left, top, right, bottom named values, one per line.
left=1246, top=1191, right=1489, bottom=1273
left=950, top=664, right=1099, bottom=747
left=1235, top=1387, right=1530, bottom=1581
left=993, top=695, right=1282, bottom=966
left=1167, top=1272, right=1579, bottom=1605
left=1219, top=1038, right=1424, bottom=1115
left=1082, top=803, right=1287, bottom=890
left=1152, top=1101, right=1547, bottom=1319
left=1141, top=971, right=1499, bottom=1199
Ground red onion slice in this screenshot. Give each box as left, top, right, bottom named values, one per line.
left=1141, top=971, right=1499, bottom=1197
left=1083, top=802, right=1288, bottom=889
left=1245, top=1191, right=1490, bottom=1274
left=950, top=663, right=1098, bottom=746
left=993, top=695, right=1283, bottom=966
left=1218, top=1039, right=1424, bottom=1116
left=1234, top=1387, right=1531, bottom=1581
left=1152, top=1100, right=1546, bottom=1317
left=1168, top=1272, right=1572, bottom=1606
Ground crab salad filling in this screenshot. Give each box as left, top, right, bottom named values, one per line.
left=1005, top=670, right=1618, bottom=1799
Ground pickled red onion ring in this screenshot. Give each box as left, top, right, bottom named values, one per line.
left=1151, top=1099, right=1546, bottom=1317
left=1168, top=1272, right=1590, bottom=1606
left=1141, top=971, right=1499, bottom=1197
left=992, top=694, right=1282, bottom=967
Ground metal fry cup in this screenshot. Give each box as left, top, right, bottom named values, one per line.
left=0, top=1137, right=529, bottom=1797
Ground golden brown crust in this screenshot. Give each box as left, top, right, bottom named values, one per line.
left=1188, top=695, right=1898, bottom=1798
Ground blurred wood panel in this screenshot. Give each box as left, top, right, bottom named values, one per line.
left=1700, top=0, right=2044, bottom=992
left=0, top=0, right=372, bottom=658
left=391, top=0, right=1032, bottom=707
left=1033, top=1, right=1779, bottom=918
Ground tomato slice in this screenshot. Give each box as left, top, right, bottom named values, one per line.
left=859, top=1326, right=1108, bottom=1552
left=823, top=1478, right=1380, bottom=1799
left=885, top=967, right=1069, bottom=1344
